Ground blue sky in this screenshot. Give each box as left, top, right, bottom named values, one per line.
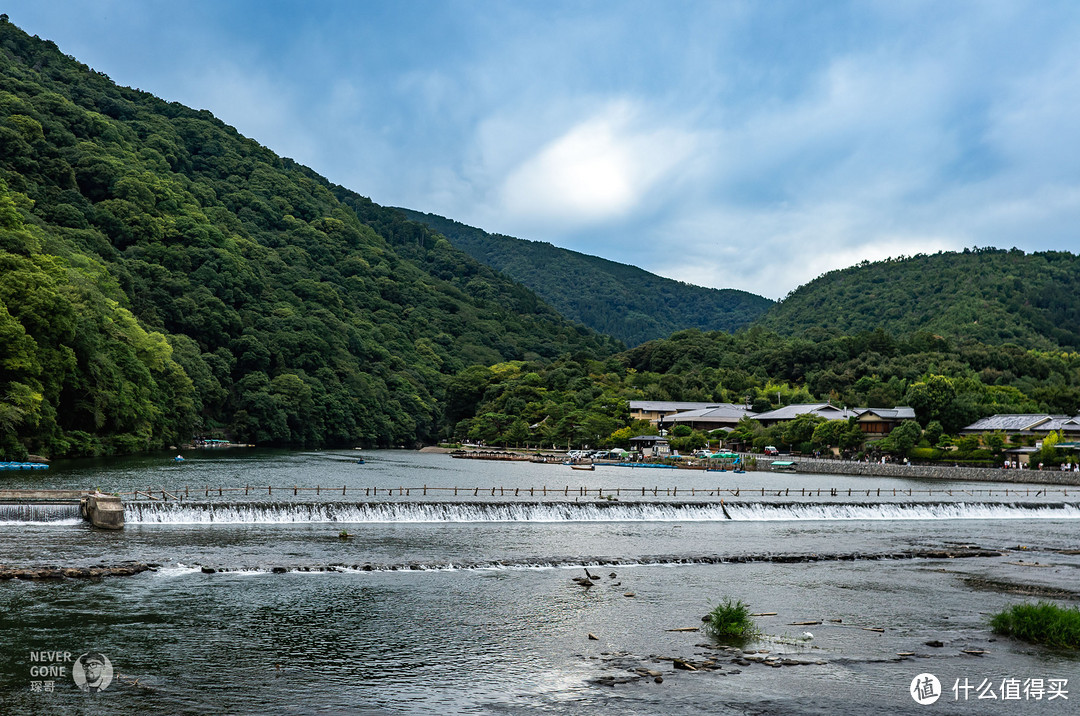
left=7, top=1, right=1080, bottom=298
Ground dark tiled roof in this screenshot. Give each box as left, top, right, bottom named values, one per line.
left=858, top=407, right=916, bottom=420
left=753, top=403, right=859, bottom=421
left=629, top=401, right=719, bottom=412
left=665, top=405, right=756, bottom=422
left=961, top=414, right=1066, bottom=432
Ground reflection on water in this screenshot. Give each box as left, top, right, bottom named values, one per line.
left=1, top=450, right=1078, bottom=715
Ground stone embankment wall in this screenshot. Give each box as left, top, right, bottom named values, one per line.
left=746, top=455, right=1080, bottom=486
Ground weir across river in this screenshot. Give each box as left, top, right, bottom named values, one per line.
left=4, top=483, right=1078, bottom=529
left=116, top=483, right=1072, bottom=500
left=0, top=489, right=124, bottom=529
left=119, top=498, right=1080, bottom=525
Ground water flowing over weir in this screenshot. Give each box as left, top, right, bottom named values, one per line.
left=124, top=500, right=1080, bottom=524
left=0, top=503, right=81, bottom=525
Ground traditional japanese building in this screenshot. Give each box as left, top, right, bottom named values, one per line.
left=629, top=401, right=722, bottom=424
left=855, top=407, right=917, bottom=435
left=959, top=414, right=1080, bottom=440
left=660, top=404, right=757, bottom=431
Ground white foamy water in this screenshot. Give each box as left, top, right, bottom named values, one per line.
left=0, top=503, right=82, bottom=525
left=124, top=500, right=1080, bottom=524
left=154, top=563, right=205, bottom=577
left=724, top=501, right=1080, bottom=521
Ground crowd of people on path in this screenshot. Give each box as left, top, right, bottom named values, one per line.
left=1023, top=461, right=1080, bottom=471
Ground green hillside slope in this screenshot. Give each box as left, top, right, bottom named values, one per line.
left=398, top=209, right=773, bottom=347
left=0, top=19, right=613, bottom=458
left=760, top=249, right=1080, bottom=350
left=447, top=326, right=1080, bottom=442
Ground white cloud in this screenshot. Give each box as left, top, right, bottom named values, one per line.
left=648, top=203, right=964, bottom=299
left=12, top=0, right=1080, bottom=304
left=497, top=102, right=698, bottom=229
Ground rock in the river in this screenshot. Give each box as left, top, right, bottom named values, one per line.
left=0, top=564, right=150, bottom=580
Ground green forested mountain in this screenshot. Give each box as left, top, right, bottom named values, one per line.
left=618, top=327, right=1080, bottom=431
left=760, top=248, right=1080, bottom=350
left=449, top=326, right=1080, bottom=450
left=0, top=19, right=614, bottom=459
left=397, top=209, right=773, bottom=347
left=4, top=18, right=1079, bottom=463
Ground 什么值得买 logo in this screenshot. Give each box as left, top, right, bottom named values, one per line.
left=910, top=673, right=941, bottom=705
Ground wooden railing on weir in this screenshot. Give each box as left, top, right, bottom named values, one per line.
left=0, top=488, right=91, bottom=503
left=118, top=485, right=1074, bottom=501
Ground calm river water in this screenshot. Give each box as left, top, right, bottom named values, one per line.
left=1, top=449, right=1077, bottom=714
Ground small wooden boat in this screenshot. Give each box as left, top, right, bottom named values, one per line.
left=769, top=460, right=796, bottom=473
left=570, top=463, right=595, bottom=471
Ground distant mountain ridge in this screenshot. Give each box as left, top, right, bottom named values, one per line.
left=397, top=209, right=773, bottom=347
left=758, top=248, right=1080, bottom=350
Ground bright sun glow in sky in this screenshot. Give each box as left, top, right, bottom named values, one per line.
left=7, top=1, right=1080, bottom=299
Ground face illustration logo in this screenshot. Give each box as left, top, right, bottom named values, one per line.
left=72, top=652, right=113, bottom=693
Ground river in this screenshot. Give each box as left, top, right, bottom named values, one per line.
left=1, top=449, right=1077, bottom=714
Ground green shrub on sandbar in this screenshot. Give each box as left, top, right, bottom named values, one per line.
left=990, top=602, right=1080, bottom=649
left=704, top=598, right=760, bottom=641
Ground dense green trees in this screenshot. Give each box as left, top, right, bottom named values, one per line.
left=0, top=180, right=196, bottom=457
left=0, top=20, right=611, bottom=458
left=620, top=328, right=1076, bottom=430
left=398, top=209, right=773, bottom=347
left=447, top=326, right=1080, bottom=454
left=760, top=248, right=1080, bottom=350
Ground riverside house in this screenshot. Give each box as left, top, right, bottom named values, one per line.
left=660, top=404, right=758, bottom=432
left=752, top=403, right=860, bottom=427
left=959, top=414, right=1080, bottom=441
left=752, top=403, right=915, bottom=435
left=635, top=400, right=916, bottom=436
left=629, top=401, right=725, bottom=424
left=629, top=435, right=670, bottom=457
left=855, top=407, right=918, bottom=436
